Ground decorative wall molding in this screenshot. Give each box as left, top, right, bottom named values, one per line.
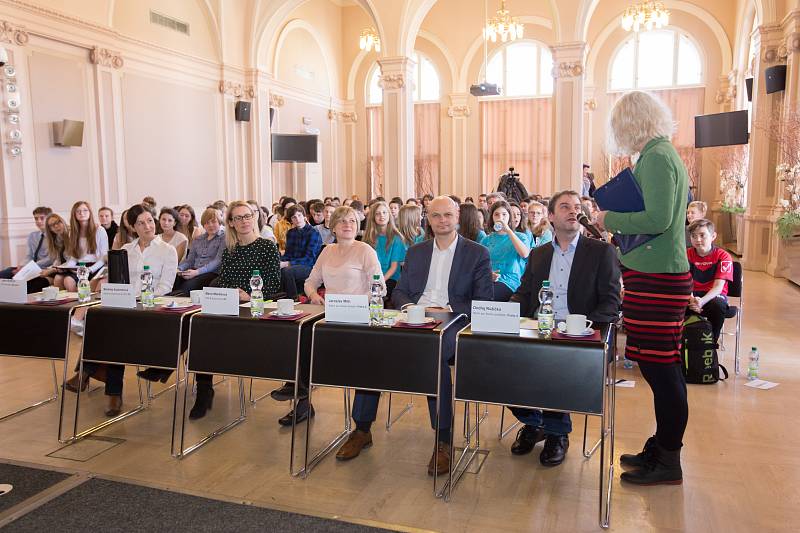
left=715, top=84, right=737, bottom=104
left=786, top=32, right=800, bottom=53
left=0, top=19, right=29, bottom=45
left=89, top=46, right=123, bottom=69
left=447, top=105, right=470, bottom=118
left=378, top=73, right=405, bottom=90
left=269, top=93, right=285, bottom=108
left=583, top=98, right=597, bottom=112
left=219, top=81, right=255, bottom=99
left=328, top=110, right=357, bottom=123
left=553, top=62, right=584, bottom=79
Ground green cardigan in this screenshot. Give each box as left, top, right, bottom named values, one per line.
left=604, top=137, right=690, bottom=274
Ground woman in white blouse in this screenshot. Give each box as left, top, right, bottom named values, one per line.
left=158, top=207, right=188, bottom=261
left=54, top=201, right=109, bottom=291
left=64, top=204, right=177, bottom=417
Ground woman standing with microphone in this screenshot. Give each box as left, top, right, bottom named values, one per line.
left=594, top=91, right=692, bottom=486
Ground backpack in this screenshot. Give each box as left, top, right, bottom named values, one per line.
left=681, top=315, right=728, bottom=384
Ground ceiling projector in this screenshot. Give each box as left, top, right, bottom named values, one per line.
left=470, top=82, right=501, bottom=97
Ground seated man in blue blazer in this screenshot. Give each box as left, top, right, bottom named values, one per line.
left=509, top=190, right=621, bottom=466
left=335, top=196, right=493, bottom=475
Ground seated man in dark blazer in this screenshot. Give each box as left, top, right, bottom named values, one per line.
left=509, top=190, right=621, bottom=467
left=335, top=196, right=493, bottom=476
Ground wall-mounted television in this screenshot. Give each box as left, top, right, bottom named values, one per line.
left=694, top=110, right=749, bottom=148
left=271, top=134, right=318, bottom=163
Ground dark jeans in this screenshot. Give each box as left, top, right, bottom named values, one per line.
left=170, top=272, right=218, bottom=296
left=638, top=361, right=688, bottom=451
left=492, top=281, right=513, bottom=302
left=0, top=267, right=49, bottom=293
left=385, top=278, right=397, bottom=303
left=508, top=408, right=572, bottom=436
left=284, top=264, right=312, bottom=294
left=82, top=362, right=125, bottom=396
left=687, top=296, right=729, bottom=342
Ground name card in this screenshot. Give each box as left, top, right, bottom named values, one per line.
left=202, top=287, right=240, bottom=315
left=325, top=294, right=369, bottom=324
left=0, top=279, right=26, bottom=303
left=101, top=283, right=136, bottom=309
left=471, top=300, right=520, bottom=334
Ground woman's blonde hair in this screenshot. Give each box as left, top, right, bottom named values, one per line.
left=396, top=205, right=422, bottom=245
left=224, top=200, right=258, bottom=251
left=363, top=201, right=402, bottom=252
left=607, top=91, right=674, bottom=155
left=329, top=206, right=357, bottom=238
left=44, top=213, right=69, bottom=262
left=526, top=201, right=551, bottom=237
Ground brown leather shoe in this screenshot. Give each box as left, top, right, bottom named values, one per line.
left=427, top=441, right=451, bottom=476
left=64, top=373, right=89, bottom=393
left=335, top=430, right=372, bottom=461
left=105, top=395, right=122, bottom=417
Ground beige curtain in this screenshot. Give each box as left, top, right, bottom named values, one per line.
left=608, top=87, right=705, bottom=189
left=480, top=97, right=553, bottom=196
left=414, top=103, right=440, bottom=197
left=367, top=106, right=383, bottom=198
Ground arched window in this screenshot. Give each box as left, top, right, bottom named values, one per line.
left=484, top=41, right=553, bottom=97
left=609, top=29, right=703, bottom=90
left=366, top=51, right=441, bottom=105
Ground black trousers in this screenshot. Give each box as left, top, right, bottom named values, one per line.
left=694, top=297, right=729, bottom=342
left=170, top=272, right=218, bottom=296
left=638, top=361, right=688, bottom=451
left=492, top=281, right=513, bottom=302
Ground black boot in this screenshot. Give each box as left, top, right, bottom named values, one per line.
left=620, top=444, right=682, bottom=486
left=620, top=435, right=658, bottom=469
left=189, top=385, right=214, bottom=420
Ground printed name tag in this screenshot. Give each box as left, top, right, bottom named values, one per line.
left=471, top=300, right=520, bottom=334
left=0, top=279, right=26, bottom=303
left=101, top=283, right=136, bottom=309
left=325, top=294, right=369, bottom=324
left=202, top=287, right=240, bottom=315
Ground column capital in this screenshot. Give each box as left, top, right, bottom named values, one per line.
left=0, top=19, right=29, bottom=46
left=447, top=93, right=471, bottom=118
left=378, top=56, right=416, bottom=91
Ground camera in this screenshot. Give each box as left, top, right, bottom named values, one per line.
left=0, top=47, right=8, bottom=67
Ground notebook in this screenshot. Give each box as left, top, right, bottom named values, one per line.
left=594, top=167, right=658, bottom=254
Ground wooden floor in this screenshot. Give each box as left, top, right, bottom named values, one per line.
left=1, top=271, right=799, bottom=532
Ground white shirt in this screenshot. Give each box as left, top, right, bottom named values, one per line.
left=416, top=234, right=458, bottom=309
left=122, top=236, right=178, bottom=296
left=547, top=232, right=580, bottom=320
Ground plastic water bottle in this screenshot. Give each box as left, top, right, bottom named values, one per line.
left=747, top=346, right=760, bottom=380
left=140, top=265, right=154, bottom=307
left=494, top=222, right=503, bottom=232
left=537, top=280, right=554, bottom=338
left=369, top=274, right=384, bottom=326
left=250, top=270, right=264, bottom=318
left=77, top=262, right=91, bottom=303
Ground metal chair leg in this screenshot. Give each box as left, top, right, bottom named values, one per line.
left=0, top=360, right=61, bottom=422
left=385, top=393, right=413, bottom=431
left=300, top=387, right=351, bottom=478
left=498, top=405, right=521, bottom=440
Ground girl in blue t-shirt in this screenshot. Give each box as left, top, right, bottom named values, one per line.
left=397, top=204, right=426, bottom=246
left=480, top=200, right=531, bottom=302
left=364, top=201, right=406, bottom=299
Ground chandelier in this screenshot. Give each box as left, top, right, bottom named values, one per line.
left=359, top=27, right=380, bottom=53
left=621, top=1, right=670, bottom=32
left=484, top=1, right=524, bottom=43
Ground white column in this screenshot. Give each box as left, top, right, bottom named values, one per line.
left=551, top=42, right=587, bottom=195
left=447, top=93, right=470, bottom=198
left=378, top=56, right=415, bottom=200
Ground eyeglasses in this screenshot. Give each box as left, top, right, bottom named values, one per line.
left=75, top=209, right=90, bottom=214
left=232, top=213, right=254, bottom=223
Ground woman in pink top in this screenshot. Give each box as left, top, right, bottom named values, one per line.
left=304, top=206, right=385, bottom=303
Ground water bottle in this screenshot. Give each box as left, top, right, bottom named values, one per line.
left=537, top=280, right=554, bottom=338
left=369, top=274, right=384, bottom=326
left=747, top=346, right=760, bottom=380
left=140, top=265, right=154, bottom=307
left=250, top=269, right=264, bottom=318
left=494, top=222, right=503, bottom=232
left=77, top=262, right=91, bottom=303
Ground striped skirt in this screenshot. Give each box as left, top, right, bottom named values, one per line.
left=622, top=269, right=693, bottom=364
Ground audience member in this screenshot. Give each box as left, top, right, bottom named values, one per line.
left=396, top=204, right=425, bottom=246
left=457, top=203, right=486, bottom=243
left=171, top=207, right=225, bottom=295
left=177, top=205, right=204, bottom=241
left=389, top=197, right=403, bottom=221
left=56, top=201, right=108, bottom=292
left=98, top=207, right=118, bottom=247
left=350, top=200, right=366, bottom=234
left=686, top=219, right=733, bottom=341
left=274, top=197, right=296, bottom=252
left=405, top=198, right=418, bottom=206
left=112, top=209, right=136, bottom=250
left=582, top=164, right=596, bottom=198
left=0, top=206, right=53, bottom=293
left=247, top=200, right=275, bottom=242
left=39, top=213, right=69, bottom=279
left=508, top=190, right=621, bottom=466
left=281, top=204, right=322, bottom=293
left=478, top=194, right=488, bottom=209
left=527, top=201, right=553, bottom=248
left=142, top=196, right=157, bottom=211
left=363, top=201, right=405, bottom=300
left=157, top=207, right=188, bottom=261
left=486, top=192, right=505, bottom=206
left=477, top=207, right=489, bottom=233
left=508, top=201, right=530, bottom=238
left=480, top=200, right=531, bottom=302
left=315, top=204, right=336, bottom=245
left=308, top=201, right=325, bottom=227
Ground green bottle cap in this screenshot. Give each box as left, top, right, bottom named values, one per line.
left=143, top=265, right=150, bottom=271
left=373, top=274, right=380, bottom=280
left=78, top=262, right=86, bottom=267
left=542, top=280, right=550, bottom=287
left=253, top=270, right=260, bottom=275
left=751, top=346, right=757, bottom=351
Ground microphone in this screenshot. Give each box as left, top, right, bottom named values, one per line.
left=577, top=210, right=603, bottom=240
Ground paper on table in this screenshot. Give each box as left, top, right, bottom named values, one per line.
left=743, top=379, right=779, bottom=390
left=12, top=261, right=42, bottom=282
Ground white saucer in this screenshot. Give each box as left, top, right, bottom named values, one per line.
left=398, top=315, right=435, bottom=325
left=557, top=327, right=594, bottom=337
left=269, top=310, right=302, bottom=317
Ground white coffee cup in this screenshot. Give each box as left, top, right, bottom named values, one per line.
left=42, top=286, right=59, bottom=300
left=564, top=314, right=593, bottom=335
left=406, top=305, right=426, bottom=324
left=277, top=298, right=295, bottom=315
left=190, top=290, right=203, bottom=304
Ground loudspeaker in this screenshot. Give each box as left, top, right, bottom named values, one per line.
left=269, top=107, right=275, bottom=127
left=765, top=65, right=786, bottom=94
left=745, top=77, right=753, bottom=102
left=235, top=101, right=251, bottom=122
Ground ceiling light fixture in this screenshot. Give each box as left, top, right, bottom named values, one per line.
left=483, top=0, right=523, bottom=43
left=359, top=27, right=380, bottom=53
left=621, top=1, right=670, bottom=33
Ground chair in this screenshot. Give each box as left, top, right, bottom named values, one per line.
left=719, top=261, right=743, bottom=375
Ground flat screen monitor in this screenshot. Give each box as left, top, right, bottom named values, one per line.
left=694, top=110, right=749, bottom=148
left=271, top=134, right=318, bottom=162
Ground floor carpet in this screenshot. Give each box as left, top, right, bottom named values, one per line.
left=0, top=463, right=70, bottom=512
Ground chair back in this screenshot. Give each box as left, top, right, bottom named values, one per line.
left=108, top=249, right=130, bottom=284
left=728, top=261, right=743, bottom=298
